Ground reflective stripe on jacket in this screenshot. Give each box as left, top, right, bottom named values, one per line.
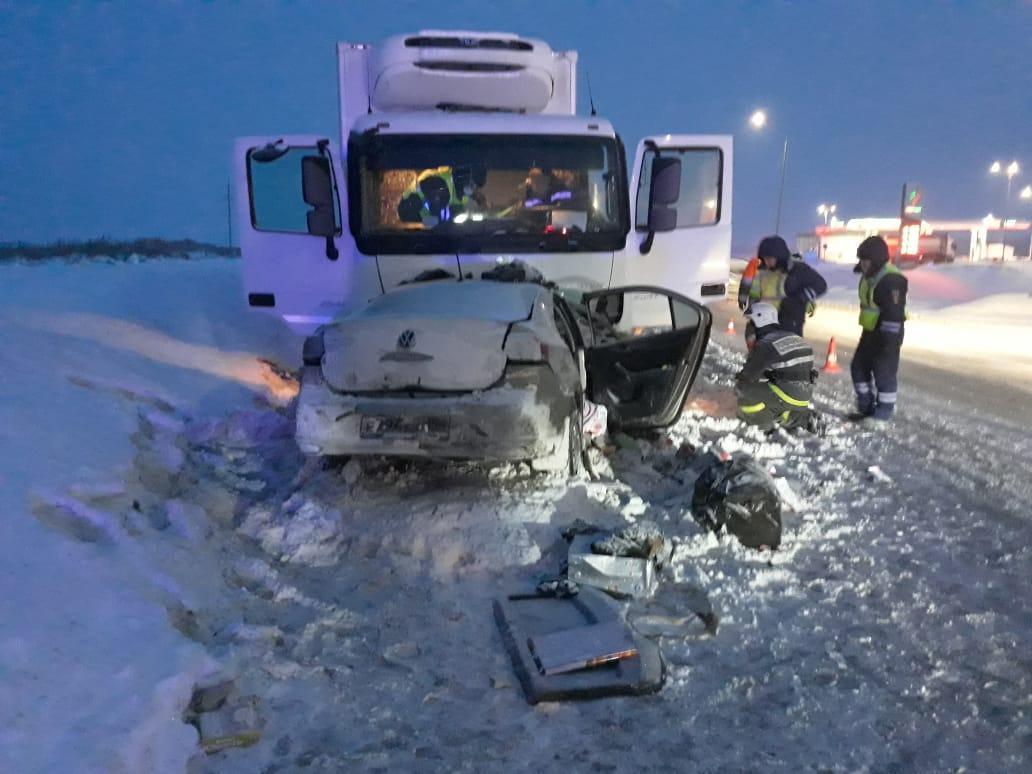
left=736, top=328, right=815, bottom=416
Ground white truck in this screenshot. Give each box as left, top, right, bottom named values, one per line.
left=234, top=30, right=733, bottom=334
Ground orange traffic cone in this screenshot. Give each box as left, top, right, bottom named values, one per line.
left=822, top=337, right=842, bottom=373
left=725, top=319, right=736, bottom=335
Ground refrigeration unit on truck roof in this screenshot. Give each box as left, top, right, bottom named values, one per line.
left=235, top=30, right=733, bottom=333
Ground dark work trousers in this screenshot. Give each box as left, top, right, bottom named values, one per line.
left=850, top=330, right=902, bottom=417
left=737, top=380, right=812, bottom=429
left=777, top=296, right=806, bottom=336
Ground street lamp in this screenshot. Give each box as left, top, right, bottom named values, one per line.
left=990, top=159, right=1021, bottom=259
left=749, top=108, right=789, bottom=233
left=990, top=159, right=1021, bottom=210
left=1021, top=187, right=1032, bottom=259
left=817, top=203, right=837, bottom=225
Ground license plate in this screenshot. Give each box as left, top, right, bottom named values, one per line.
left=359, top=414, right=449, bottom=441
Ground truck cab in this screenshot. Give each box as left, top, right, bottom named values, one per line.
left=235, top=30, right=732, bottom=334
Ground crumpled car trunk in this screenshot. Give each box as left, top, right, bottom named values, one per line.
left=321, top=317, right=511, bottom=392
left=320, top=280, right=543, bottom=393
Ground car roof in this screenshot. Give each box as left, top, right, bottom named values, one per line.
left=350, top=280, right=547, bottom=323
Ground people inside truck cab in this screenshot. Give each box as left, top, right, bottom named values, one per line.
left=522, top=167, right=575, bottom=208
left=396, top=166, right=475, bottom=227
left=451, top=163, right=488, bottom=208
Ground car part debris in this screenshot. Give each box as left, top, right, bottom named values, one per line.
left=691, top=453, right=782, bottom=549
left=590, top=520, right=672, bottom=568
left=493, top=586, right=664, bottom=704
left=628, top=581, right=719, bottom=637
left=582, top=399, right=608, bottom=441
left=559, top=519, right=606, bottom=541
left=507, top=577, right=580, bottom=601
left=528, top=620, right=638, bottom=675
left=567, top=533, right=658, bottom=598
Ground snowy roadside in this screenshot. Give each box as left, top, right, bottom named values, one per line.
left=0, top=260, right=300, bottom=772
left=3, top=258, right=1030, bottom=772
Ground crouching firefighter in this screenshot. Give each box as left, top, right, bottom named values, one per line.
left=736, top=303, right=824, bottom=434
left=850, top=235, right=908, bottom=422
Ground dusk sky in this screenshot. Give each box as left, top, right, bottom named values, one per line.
left=1, top=1, right=1030, bottom=253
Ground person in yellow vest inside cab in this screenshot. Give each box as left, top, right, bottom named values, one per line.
left=738, top=235, right=827, bottom=337
left=397, top=166, right=483, bottom=227
left=850, top=236, right=908, bottom=423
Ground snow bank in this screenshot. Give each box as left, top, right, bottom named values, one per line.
left=802, top=260, right=1032, bottom=383
left=0, top=259, right=300, bottom=772
left=818, top=259, right=1032, bottom=311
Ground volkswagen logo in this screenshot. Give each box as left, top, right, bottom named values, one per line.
left=397, top=329, right=416, bottom=349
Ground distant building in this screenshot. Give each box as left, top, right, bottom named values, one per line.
left=798, top=217, right=1032, bottom=265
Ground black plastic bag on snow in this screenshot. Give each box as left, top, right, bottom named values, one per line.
left=691, top=454, right=782, bottom=550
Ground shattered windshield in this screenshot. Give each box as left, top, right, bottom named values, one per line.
left=348, top=133, right=628, bottom=254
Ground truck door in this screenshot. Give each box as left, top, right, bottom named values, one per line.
left=234, top=135, right=382, bottom=334
left=614, top=135, right=733, bottom=307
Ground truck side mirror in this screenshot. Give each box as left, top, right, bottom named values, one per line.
left=302, top=154, right=340, bottom=259
left=301, top=156, right=337, bottom=237
left=647, top=156, right=680, bottom=231
left=641, top=156, right=680, bottom=254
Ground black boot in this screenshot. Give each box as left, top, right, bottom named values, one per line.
left=805, top=410, right=827, bottom=437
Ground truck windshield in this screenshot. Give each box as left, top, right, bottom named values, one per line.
left=348, top=133, right=627, bottom=254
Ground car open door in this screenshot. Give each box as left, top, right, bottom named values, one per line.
left=580, top=286, right=711, bottom=430
left=234, top=135, right=381, bottom=334
left=614, top=135, right=733, bottom=306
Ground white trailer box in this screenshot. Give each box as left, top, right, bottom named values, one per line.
left=368, top=31, right=573, bottom=115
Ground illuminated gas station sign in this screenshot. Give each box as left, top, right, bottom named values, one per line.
left=900, top=183, right=923, bottom=257
left=900, top=223, right=921, bottom=256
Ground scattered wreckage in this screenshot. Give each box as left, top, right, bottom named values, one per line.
left=494, top=451, right=783, bottom=704
left=296, top=265, right=711, bottom=473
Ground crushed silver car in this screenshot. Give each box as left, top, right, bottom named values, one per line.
left=296, top=278, right=711, bottom=474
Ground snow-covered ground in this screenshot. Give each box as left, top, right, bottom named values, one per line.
left=0, top=260, right=300, bottom=772
left=1, top=258, right=1030, bottom=772
left=807, top=261, right=1032, bottom=387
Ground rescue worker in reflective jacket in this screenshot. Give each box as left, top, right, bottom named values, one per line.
left=735, top=303, right=823, bottom=434
left=850, top=235, right=908, bottom=422
left=738, top=235, right=827, bottom=336
left=397, top=166, right=481, bottom=227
